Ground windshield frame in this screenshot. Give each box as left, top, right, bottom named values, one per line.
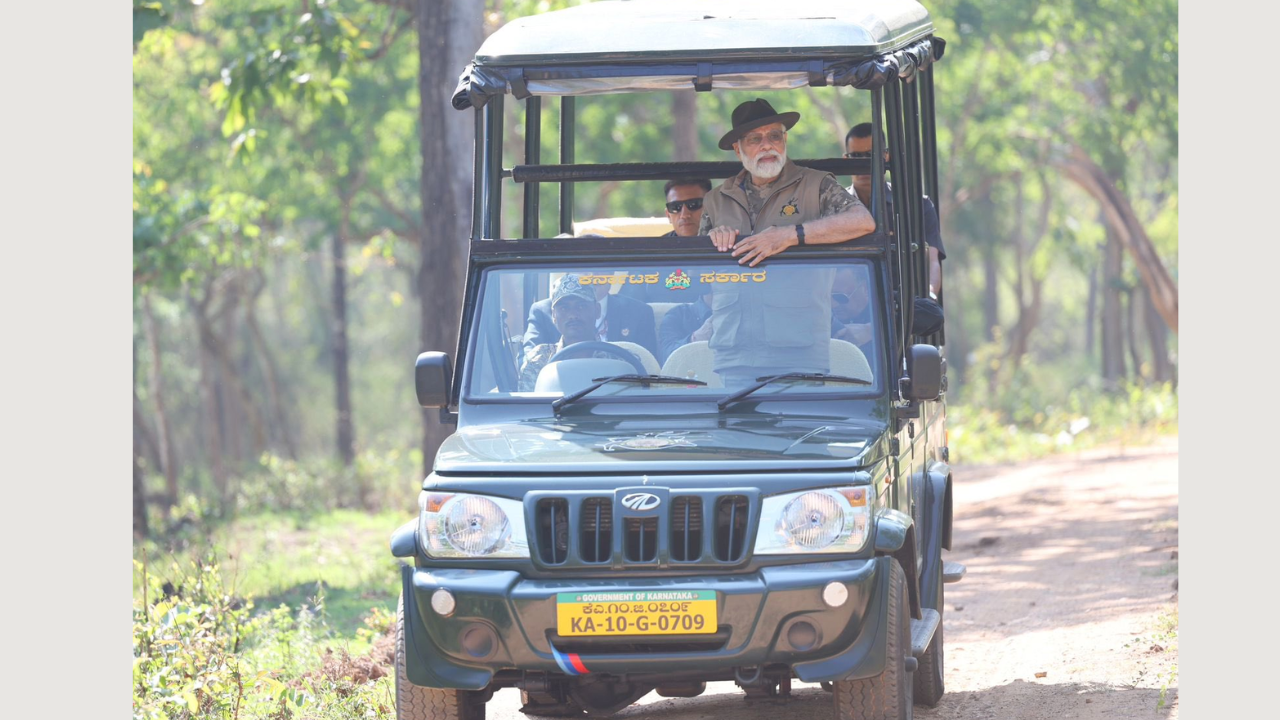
left=459, top=251, right=889, bottom=407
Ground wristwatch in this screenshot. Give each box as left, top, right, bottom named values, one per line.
left=795, top=223, right=806, bottom=245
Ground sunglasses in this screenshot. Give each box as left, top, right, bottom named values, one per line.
left=665, top=198, right=704, bottom=213
left=741, top=129, right=787, bottom=148
left=843, top=151, right=873, bottom=159
left=832, top=292, right=852, bottom=305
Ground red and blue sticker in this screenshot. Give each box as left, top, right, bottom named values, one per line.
left=550, top=645, right=590, bottom=675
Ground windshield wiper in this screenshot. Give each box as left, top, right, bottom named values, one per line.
left=551, top=374, right=708, bottom=413
left=716, top=373, right=872, bottom=410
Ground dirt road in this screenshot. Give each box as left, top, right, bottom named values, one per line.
left=486, top=438, right=1180, bottom=719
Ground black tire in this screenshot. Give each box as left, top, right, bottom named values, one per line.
left=912, top=590, right=944, bottom=707
left=396, top=595, right=487, bottom=720
left=832, top=561, right=913, bottom=720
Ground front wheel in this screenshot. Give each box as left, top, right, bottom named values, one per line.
left=395, top=595, right=487, bottom=720
left=832, top=560, right=913, bottom=720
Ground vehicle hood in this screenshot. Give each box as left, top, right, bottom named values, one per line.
left=433, top=416, right=886, bottom=474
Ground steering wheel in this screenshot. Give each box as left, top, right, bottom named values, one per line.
left=548, top=341, right=647, bottom=375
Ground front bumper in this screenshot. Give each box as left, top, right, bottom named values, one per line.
left=400, top=556, right=895, bottom=689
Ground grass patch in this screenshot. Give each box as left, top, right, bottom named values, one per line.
left=136, top=508, right=408, bottom=641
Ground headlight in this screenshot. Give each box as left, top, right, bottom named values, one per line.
left=419, top=492, right=530, bottom=558
left=753, top=487, right=871, bottom=555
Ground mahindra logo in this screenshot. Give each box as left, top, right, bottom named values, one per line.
left=621, top=492, right=661, bottom=511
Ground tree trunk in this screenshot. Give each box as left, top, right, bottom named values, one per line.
left=1101, top=232, right=1126, bottom=386
left=134, top=394, right=164, bottom=479
left=192, top=277, right=268, bottom=503
left=216, top=280, right=243, bottom=467
left=142, top=293, right=179, bottom=506
left=333, top=208, right=355, bottom=466
left=1125, top=287, right=1143, bottom=382
left=1007, top=171, right=1052, bottom=368
left=671, top=91, right=698, bottom=161
left=415, top=0, right=484, bottom=479
left=133, top=325, right=152, bottom=539
left=134, top=429, right=150, bottom=539
left=246, top=273, right=299, bottom=459
left=1143, top=283, right=1173, bottom=382
left=1007, top=176, right=1027, bottom=364
left=1059, top=146, right=1177, bottom=331
left=190, top=288, right=228, bottom=505
left=206, top=278, right=268, bottom=466
left=982, top=244, right=998, bottom=343
left=1085, top=264, right=1098, bottom=358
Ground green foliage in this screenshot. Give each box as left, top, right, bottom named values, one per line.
left=133, top=555, right=255, bottom=720
left=209, top=1, right=363, bottom=157
left=949, top=345, right=1177, bottom=465
left=134, top=555, right=396, bottom=720
left=237, top=448, right=419, bottom=516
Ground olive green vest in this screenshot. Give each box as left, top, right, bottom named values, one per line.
left=702, top=161, right=837, bottom=373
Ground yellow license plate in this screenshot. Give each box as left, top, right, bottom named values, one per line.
left=556, top=590, right=718, bottom=636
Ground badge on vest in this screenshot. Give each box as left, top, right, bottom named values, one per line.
left=780, top=200, right=799, bottom=216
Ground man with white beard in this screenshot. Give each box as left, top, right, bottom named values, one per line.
left=697, top=98, right=878, bottom=388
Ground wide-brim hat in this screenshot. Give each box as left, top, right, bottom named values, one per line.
left=718, top=98, right=800, bottom=151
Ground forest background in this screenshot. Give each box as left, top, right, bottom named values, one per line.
left=131, top=1, right=1176, bottom=715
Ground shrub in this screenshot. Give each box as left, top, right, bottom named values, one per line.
left=134, top=554, right=395, bottom=720
left=949, top=351, right=1177, bottom=464
left=235, top=449, right=418, bottom=516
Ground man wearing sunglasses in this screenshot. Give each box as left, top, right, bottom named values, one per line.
left=696, top=98, right=877, bottom=388
left=663, top=178, right=711, bottom=237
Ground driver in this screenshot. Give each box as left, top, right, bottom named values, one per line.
left=519, top=274, right=604, bottom=391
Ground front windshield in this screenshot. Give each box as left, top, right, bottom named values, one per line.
left=466, top=257, right=883, bottom=402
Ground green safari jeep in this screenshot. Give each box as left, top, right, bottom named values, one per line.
left=390, top=2, right=964, bottom=718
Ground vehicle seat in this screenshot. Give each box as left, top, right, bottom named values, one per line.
left=661, top=341, right=722, bottom=387
left=649, top=302, right=681, bottom=332
left=829, top=339, right=873, bottom=382
left=611, top=341, right=661, bottom=375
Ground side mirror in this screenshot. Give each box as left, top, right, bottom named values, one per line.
left=904, top=344, right=942, bottom=401
left=415, top=352, right=452, bottom=408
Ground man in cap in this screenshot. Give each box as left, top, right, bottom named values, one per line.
left=523, top=273, right=658, bottom=358
left=697, top=98, right=878, bottom=386
left=520, top=274, right=606, bottom=391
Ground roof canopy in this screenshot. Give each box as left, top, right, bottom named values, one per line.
left=452, top=0, right=943, bottom=110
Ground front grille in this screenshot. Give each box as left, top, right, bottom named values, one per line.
left=535, top=498, right=569, bottom=564
left=529, top=492, right=751, bottom=568
left=579, top=497, right=612, bottom=563
left=714, top=496, right=749, bottom=562
left=670, top=496, right=703, bottom=562
left=624, top=516, right=659, bottom=562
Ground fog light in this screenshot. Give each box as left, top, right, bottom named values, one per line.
left=431, top=588, right=456, bottom=616
left=822, top=581, right=848, bottom=608
left=787, top=620, right=819, bottom=651
left=459, top=623, right=497, bottom=659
